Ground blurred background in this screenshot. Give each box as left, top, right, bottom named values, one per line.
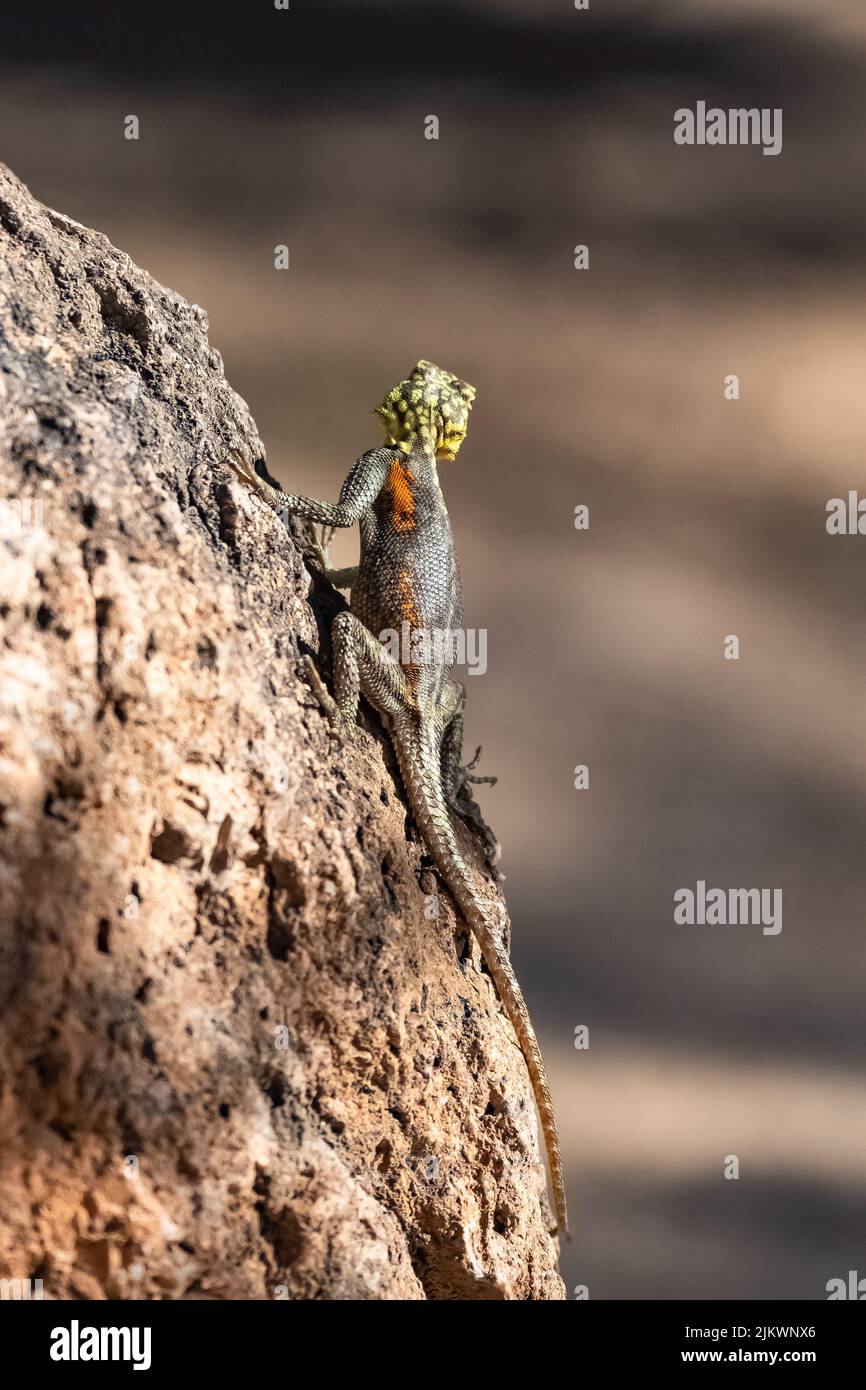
left=3, top=0, right=864, bottom=1298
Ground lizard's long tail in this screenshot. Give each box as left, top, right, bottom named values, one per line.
left=392, top=717, right=569, bottom=1238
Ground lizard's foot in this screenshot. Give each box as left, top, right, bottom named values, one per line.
left=224, top=447, right=260, bottom=489
left=462, top=743, right=498, bottom=788
left=224, top=448, right=287, bottom=516
left=446, top=744, right=497, bottom=811
left=299, top=655, right=356, bottom=744
left=301, top=537, right=332, bottom=575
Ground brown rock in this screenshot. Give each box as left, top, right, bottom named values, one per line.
left=0, top=164, right=564, bottom=1300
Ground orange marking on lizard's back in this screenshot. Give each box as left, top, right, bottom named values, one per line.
left=384, top=457, right=416, bottom=533
left=396, top=568, right=423, bottom=697
left=396, top=569, right=421, bottom=628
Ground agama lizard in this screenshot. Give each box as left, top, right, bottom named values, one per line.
left=226, top=360, right=568, bottom=1238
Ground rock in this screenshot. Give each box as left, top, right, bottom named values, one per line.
left=0, top=164, right=563, bottom=1301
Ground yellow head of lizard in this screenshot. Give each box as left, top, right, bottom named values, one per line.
left=374, top=360, right=476, bottom=460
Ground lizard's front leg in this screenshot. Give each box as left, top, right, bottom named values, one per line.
left=225, top=450, right=330, bottom=576
left=224, top=449, right=288, bottom=513
left=293, top=525, right=358, bottom=590
left=321, top=564, right=359, bottom=591
left=225, top=445, right=392, bottom=529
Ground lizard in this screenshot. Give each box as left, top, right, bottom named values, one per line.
left=226, top=360, right=568, bottom=1238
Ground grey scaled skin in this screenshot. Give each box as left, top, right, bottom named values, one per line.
left=226, top=360, right=568, bottom=1238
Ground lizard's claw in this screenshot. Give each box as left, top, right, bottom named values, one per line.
left=298, top=655, right=357, bottom=744
left=224, top=447, right=259, bottom=488
left=445, top=746, right=498, bottom=817
left=461, top=745, right=498, bottom=790
left=301, top=539, right=332, bottom=575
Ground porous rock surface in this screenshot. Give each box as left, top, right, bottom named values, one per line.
left=0, top=164, right=563, bottom=1300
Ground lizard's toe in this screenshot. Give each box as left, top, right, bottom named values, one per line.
left=298, top=656, right=358, bottom=744
left=301, top=541, right=331, bottom=574
left=447, top=746, right=498, bottom=809
left=224, top=448, right=258, bottom=487
left=331, top=716, right=359, bottom=747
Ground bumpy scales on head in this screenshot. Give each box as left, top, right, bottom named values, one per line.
left=374, top=359, right=475, bottom=461
left=225, top=360, right=569, bottom=1239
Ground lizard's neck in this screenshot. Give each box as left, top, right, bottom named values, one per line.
left=399, top=441, right=440, bottom=487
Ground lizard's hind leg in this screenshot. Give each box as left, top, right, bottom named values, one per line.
left=303, top=611, right=410, bottom=740
left=439, top=681, right=497, bottom=809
